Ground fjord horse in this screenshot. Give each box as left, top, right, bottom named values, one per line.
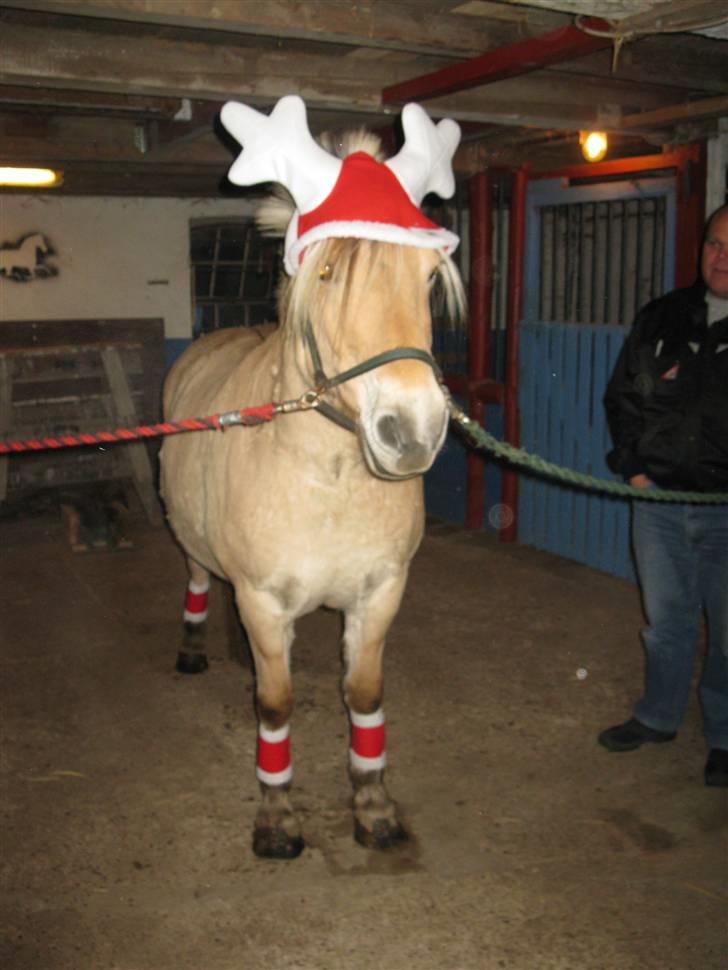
left=160, top=113, right=463, bottom=859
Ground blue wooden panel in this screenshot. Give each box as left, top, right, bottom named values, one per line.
left=572, top=325, right=593, bottom=564
left=517, top=321, right=635, bottom=580
left=518, top=321, right=538, bottom=545
left=425, top=393, right=468, bottom=524
left=164, top=337, right=192, bottom=370
left=560, top=323, right=579, bottom=559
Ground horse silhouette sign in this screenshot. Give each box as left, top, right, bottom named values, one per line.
left=0, top=233, right=58, bottom=281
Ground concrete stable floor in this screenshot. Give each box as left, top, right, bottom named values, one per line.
left=1, top=511, right=726, bottom=970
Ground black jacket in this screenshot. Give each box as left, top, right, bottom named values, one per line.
left=604, top=283, right=728, bottom=492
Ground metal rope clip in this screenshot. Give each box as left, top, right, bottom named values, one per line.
left=275, top=388, right=322, bottom=415
left=217, top=409, right=247, bottom=430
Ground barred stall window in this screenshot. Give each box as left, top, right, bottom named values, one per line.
left=538, top=196, right=667, bottom=326
left=190, top=221, right=282, bottom=333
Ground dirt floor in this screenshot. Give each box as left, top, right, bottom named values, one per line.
left=1, top=506, right=726, bottom=970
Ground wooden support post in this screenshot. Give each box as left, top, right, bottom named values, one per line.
left=0, top=357, right=10, bottom=502
left=101, top=346, right=162, bottom=525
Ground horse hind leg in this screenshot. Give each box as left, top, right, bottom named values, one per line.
left=343, top=589, right=409, bottom=850
left=176, top=559, right=211, bottom=674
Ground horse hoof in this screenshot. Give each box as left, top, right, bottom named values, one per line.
left=253, top=827, right=305, bottom=860
left=175, top=651, right=209, bottom=674
left=354, top=818, right=409, bottom=850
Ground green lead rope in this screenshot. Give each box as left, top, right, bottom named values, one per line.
left=448, top=401, right=728, bottom=506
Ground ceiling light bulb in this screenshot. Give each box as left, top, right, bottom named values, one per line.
left=580, top=132, right=608, bottom=163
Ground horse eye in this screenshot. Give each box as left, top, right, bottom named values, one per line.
left=319, top=263, right=333, bottom=281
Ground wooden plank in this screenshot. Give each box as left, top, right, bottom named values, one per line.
left=4, top=0, right=568, bottom=57
left=0, top=358, right=10, bottom=501
left=572, top=325, right=593, bottom=564
left=545, top=323, right=565, bottom=554
left=0, top=319, right=163, bottom=352
left=621, top=95, right=728, bottom=131
left=0, top=341, right=144, bottom=356
left=0, top=18, right=448, bottom=110
left=11, top=376, right=145, bottom=405
left=531, top=323, right=550, bottom=550
left=550, top=35, right=728, bottom=99
left=0, top=16, right=693, bottom=128
left=560, top=323, right=579, bottom=559
left=517, top=322, right=537, bottom=546
left=0, top=84, right=179, bottom=116
left=100, top=347, right=162, bottom=525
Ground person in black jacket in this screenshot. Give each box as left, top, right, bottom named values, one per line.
left=599, top=203, right=728, bottom=787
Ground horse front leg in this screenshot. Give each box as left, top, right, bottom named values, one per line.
left=343, top=575, right=409, bottom=849
left=234, top=588, right=303, bottom=859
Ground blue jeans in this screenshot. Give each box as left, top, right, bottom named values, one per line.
left=631, top=500, right=728, bottom=750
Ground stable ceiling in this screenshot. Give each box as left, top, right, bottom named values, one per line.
left=1, top=0, right=727, bottom=196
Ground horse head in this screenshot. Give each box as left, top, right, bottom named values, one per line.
left=287, top=236, right=461, bottom=478
left=220, top=95, right=464, bottom=480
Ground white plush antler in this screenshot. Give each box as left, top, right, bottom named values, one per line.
left=220, top=95, right=342, bottom=214
left=385, top=103, right=461, bottom=204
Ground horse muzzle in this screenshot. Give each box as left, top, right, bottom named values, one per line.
left=360, top=402, right=448, bottom=480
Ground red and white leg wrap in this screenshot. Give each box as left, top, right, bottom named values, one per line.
left=183, top=579, right=209, bottom=624
left=350, top=708, right=386, bottom=773
left=256, top=724, right=293, bottom=786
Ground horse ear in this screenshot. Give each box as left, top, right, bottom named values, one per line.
left=220, top=96, right=342, bottom=215
left=385, top=103, right=460, bottom=205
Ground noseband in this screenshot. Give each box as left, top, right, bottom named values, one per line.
left=302, top=319, right=442, bottom=433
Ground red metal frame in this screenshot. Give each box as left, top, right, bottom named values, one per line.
left=500, top=167, right=527, bottom=543
left=442, top=167, right=526, bottom=540
left=463, top=171, right=491, bottom=530
left=382, top=19, right=611, bottom=105
left=445, top=145, right=705, bottom=542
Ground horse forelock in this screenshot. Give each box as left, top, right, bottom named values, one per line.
left=318, top=129, right=384, bottom=162
left=281, top=238, right=465, bottom=342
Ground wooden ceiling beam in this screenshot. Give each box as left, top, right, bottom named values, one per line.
left=620, top=95, right=728, bottom=130
left=0, top=113, right=228, bottom=164
left=0, top=0, right=569, bottom=58
left=536, top=36, right=728, bottom=98
left=0, top=18, right=438, bottom=110
left=0, top=18, right=685, bottom=131
left=0, top=84, right=180, bottom=117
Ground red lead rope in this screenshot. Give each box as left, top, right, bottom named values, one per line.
left=0, top=403, right=277, bottom=455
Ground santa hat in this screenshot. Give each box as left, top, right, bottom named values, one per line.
left=220, top=95, right=460, bottom=276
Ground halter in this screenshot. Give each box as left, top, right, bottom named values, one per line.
left=301, top=318, right=442, bottom=433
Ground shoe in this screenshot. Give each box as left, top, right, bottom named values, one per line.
left=705, top=749, right=728, bottom=788
left=598, top=717, right=676, bottom=752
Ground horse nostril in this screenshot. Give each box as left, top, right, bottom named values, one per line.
left=376, top=414, right=402, bottom=452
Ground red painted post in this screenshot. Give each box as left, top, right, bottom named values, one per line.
left=500, top=166, right=527, bottom=543
left=465, top=171, right=492, bottom=530
left=674, top=143, right=706, bottom=288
